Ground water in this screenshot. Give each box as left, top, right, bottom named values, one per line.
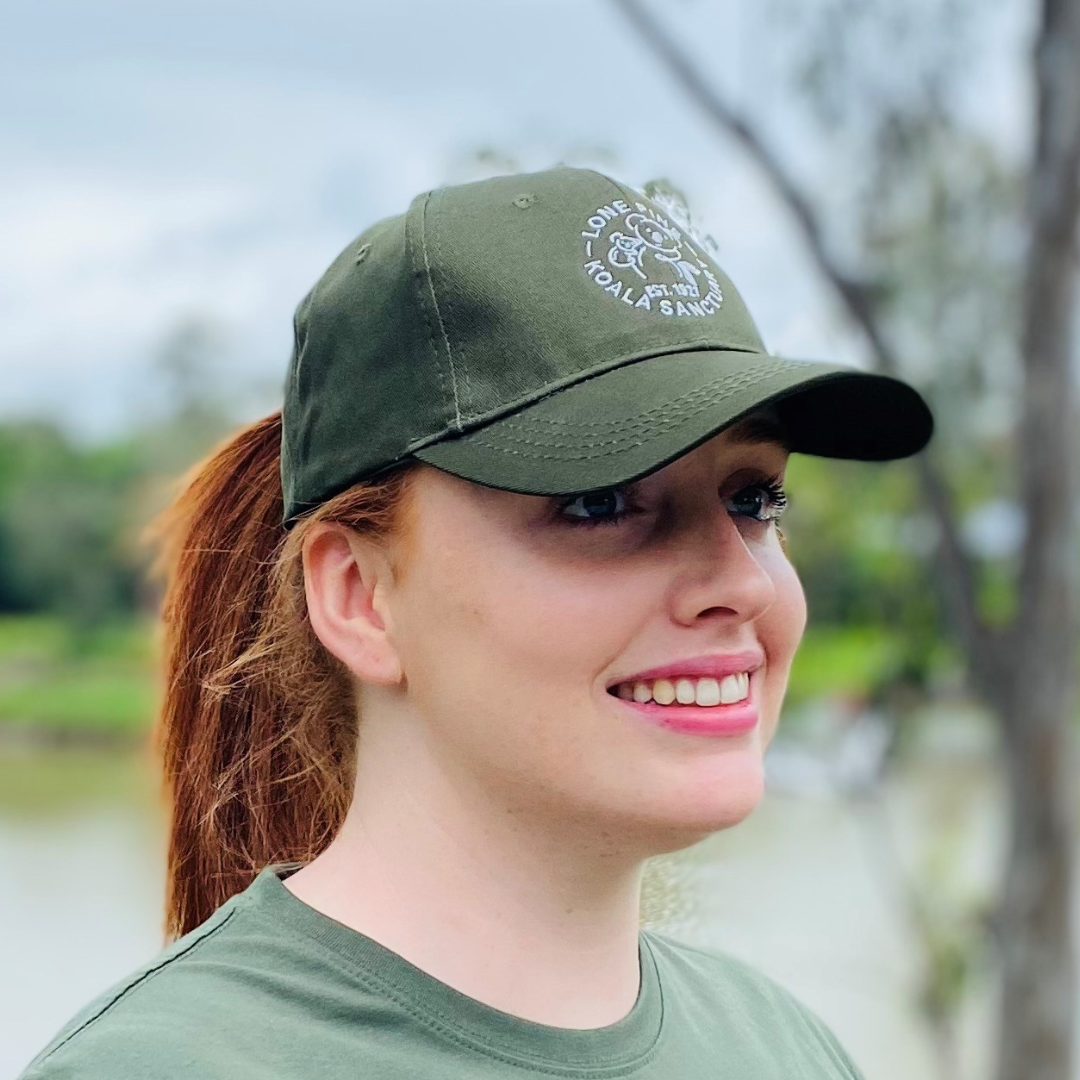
left=1, top=723, right=1076, bottom=1080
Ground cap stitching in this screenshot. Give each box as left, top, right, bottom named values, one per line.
left=496, top=367, right=779, bottom=442
left=462, top=367, right=781, bottom=458
left=493, top=361, right=785, bottom=432
left=393, top=342, right=770, bottom=455
left=418, top=189, right=464, bottom=431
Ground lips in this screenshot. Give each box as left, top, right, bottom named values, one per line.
left=605, top=648, right=765, bottom=693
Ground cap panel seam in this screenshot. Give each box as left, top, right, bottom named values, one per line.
left=582, top=166, right=625, bottom=197
left=427, top=194, right=474, bottom=421
left=406, top=190, right=455, bottom=435
left=417, top=188, right=464, bottom=432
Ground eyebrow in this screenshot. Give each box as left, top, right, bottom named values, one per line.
left=728, top=413, right=792, bottom=451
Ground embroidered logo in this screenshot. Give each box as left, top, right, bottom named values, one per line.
left=580, top=195, right=724, bottom=317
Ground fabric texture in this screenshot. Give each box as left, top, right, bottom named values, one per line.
left=18, top=863, right=867, bottom=1080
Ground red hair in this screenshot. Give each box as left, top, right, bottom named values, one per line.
left=140, top=411, right=422, bottom=940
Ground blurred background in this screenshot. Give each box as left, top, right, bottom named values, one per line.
left=2, top=1, right=1078, bottom=1078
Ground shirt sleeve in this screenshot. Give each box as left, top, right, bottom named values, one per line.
left=17, top=1009, right=229, bottom=1080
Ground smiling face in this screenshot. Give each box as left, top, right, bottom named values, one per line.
left=328, top=408, right=807, bottom=857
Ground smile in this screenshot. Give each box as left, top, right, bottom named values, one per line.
left=607, top=673, right=751, bottom=708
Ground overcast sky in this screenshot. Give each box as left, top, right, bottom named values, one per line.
left=1, top=0, right=1030, bottom=444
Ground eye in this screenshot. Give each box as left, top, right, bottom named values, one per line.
left=553, top=474, right=789, bottom=530
left=554, top=482, right=646, bottom=529
left=727, top=475, right=788, bottom=524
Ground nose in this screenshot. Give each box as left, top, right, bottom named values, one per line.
left=670, top=501, right=777, bottom=626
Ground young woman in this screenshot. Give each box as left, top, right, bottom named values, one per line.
left=19, top=165, right=933, bottom=1079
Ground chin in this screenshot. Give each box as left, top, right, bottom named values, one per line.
left=623, top=774, right=767, bottom=856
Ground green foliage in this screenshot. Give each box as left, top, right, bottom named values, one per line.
left=783, top=453, right=940, bottom=620
left=0, top=614, right=157, bottom=740
left=0, top=315, right=247, bottom=628
left=786, top=624, right=902, bottom=706
left=0, top=420, right=147, bottom=626
left=0, top=669, right=155, bottom=736
left=0, top=612, right=70, bottom=659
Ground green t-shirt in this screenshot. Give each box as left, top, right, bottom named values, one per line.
left=18, top=863, right=866, bottom=1079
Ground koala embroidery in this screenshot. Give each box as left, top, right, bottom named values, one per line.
left=580, top=196, right=724, bottom=317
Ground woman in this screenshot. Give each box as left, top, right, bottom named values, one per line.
left=19, top=165, right=932, bottom=1079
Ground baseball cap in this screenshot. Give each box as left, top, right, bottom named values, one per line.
left=280, top=165, right=933, bottom=528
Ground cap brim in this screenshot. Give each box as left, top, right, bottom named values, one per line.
left=410, top=349, right=934, bottom=496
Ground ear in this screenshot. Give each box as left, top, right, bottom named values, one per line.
left=302, top=522, right=402, bottom=687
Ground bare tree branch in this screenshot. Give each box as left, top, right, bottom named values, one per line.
left=610, top=0, right=1005, bottom=700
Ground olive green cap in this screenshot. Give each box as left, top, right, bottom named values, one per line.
left=280, top=165, right=933, bottom=528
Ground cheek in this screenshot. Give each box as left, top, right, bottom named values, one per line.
left=394, top=534, right=636, bottom=755
left=392, top=541, right=665, bottom=822
left=757, top=549, right=807, bottom=727
left=764, top=549, right=807, bottom=645
left=436, top=550, right=635, bottom=694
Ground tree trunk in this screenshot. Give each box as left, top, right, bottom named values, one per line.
left=992, top=1, right=1080, bottom=1077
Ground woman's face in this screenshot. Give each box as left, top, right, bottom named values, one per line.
left=356, top=412, right=807, bottom=854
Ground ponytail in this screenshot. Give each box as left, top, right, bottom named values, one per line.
left=140, top=411, right=420, bottom=940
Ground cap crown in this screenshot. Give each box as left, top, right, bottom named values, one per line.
left=282, top=165, right=767, bottom=520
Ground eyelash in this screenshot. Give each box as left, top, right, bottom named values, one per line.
left=555, top=474, right=789, bottom=530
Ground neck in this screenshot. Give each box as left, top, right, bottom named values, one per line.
left=282, top=745, right=649, bottom=1029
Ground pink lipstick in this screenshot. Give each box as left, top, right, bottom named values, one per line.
left=612, top=692, right=758, bottom=736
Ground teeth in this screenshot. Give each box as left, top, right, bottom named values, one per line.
left=614, top=672, right=750, bottom=707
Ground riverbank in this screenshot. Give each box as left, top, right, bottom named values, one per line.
left=0, top=614, right=158, bottom=749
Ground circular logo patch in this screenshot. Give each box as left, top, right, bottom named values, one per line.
left=579, top=194, right=724, bottom=317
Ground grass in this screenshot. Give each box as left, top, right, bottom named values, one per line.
left=0, top=614, right=159, bottom=743
left=0, top=744, right=163, bottom=816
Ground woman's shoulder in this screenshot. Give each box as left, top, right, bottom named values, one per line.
left=641, top=929, right=867, bottom=1080
left=18, top=892, right=254, bottom=1080
left=643, top=925, right=800, bottom=997
left=643, top=926, right=827, bottom=1014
